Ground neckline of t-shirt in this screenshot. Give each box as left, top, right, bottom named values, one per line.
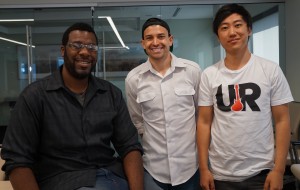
left=222, top=54, right=254, bottom=74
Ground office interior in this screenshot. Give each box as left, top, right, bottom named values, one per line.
left=0, top=0, right=300, bottom=188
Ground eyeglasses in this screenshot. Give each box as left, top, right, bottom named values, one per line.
left=67, top=42, right=98, bottom=52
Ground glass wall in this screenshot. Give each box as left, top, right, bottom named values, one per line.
left=0, top=3, right=285, bottom=128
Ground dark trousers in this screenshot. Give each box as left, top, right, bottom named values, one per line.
left=214, top=169, right=269, bottom=190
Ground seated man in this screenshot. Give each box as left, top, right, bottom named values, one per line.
left=1, top=22, right=143, bottom=190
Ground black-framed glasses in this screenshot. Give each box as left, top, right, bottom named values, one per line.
left=67, top=42, right=98, bottom=52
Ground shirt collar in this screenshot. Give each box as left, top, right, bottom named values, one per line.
left=139, top=53, right=187, bottom=75
left=45, top=66, right=107, bottom=92
left=45, top=66, right=65, bottom=91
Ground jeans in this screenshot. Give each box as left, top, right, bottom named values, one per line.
left=77, top=168, right=129, bottom=190
left=214, top=169, right=270, bottom=190
left=144, top=169, right=200, bottom=190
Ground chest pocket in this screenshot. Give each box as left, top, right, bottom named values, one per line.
left=136, top=92, right=156, bottom=117
left=174, top=87, right=195, bottom=96
left=137, top=92, right=156, bottom=104
left=174, top=86, right=195, bottom=107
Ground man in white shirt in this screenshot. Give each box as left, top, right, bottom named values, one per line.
left=125, top=18, right=202, bottom=190
left=197, top=4, right=293, bottom=190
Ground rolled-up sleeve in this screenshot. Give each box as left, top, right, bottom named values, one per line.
left=1, top=87, right=41, bottom=175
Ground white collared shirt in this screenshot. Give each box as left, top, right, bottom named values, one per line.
left=125, top=53, right=202, bottom=185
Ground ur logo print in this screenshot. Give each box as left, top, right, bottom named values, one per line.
left=216, top=83, right=261, bottom=112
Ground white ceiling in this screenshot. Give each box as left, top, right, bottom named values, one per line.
left=0, top=3, right=281, bottom=45
left=0, top=0, right=285, bottom=8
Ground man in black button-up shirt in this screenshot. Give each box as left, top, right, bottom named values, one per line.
left=1, top=22, right=143, bottom=190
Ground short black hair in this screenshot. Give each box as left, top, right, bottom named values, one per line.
left=61, top=22, right=98, bottom=46
left=213, top=4, right=252, bottom=36
left=142, top=17, right=173, bottom=52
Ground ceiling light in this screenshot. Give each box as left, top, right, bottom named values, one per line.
left=0, top=19, right=34, bottom=22
left=0, top=37, right=35, bottom=48
left=173, top=7, right=181, bottom=17
left=98, top=16, right=129, bottom=49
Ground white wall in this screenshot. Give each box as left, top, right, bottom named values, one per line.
left=286, top=0, right=300, bottom=102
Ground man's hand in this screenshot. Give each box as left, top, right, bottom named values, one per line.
left=264, top=170, right=284, bottom=190
left=200, top=169, right=215, bottom=190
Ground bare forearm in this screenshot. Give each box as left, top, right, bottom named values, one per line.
left=9, top=167, right=39, bottom=190
left=197, top=124, right=211, bottom=171
left=272, top=104, right=291, bottom=174
left=197, top=106, right=213, bottom=171
left=123, top=150, right=144, bottom=190
left=274, top=123, right=290, bottom=174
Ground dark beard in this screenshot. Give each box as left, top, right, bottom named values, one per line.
left=63, top=52, right=96, bottom=79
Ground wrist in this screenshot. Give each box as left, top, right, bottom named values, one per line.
left=199, top=166, right=210, bottom=172
left=271, top=168, right=285, bottom=175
